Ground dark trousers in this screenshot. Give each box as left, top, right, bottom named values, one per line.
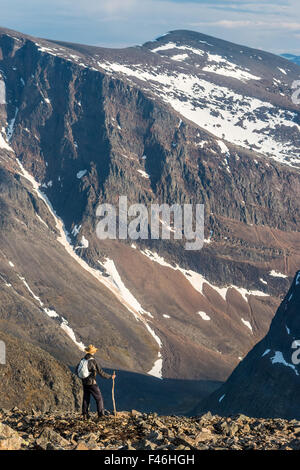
left=82, top=384, right=104, bottom=416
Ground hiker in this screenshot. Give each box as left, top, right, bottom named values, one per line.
left=76, top=344, right=116, bottom=420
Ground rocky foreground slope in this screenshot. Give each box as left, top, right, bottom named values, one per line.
left=1, top=407, right=300, bottom=450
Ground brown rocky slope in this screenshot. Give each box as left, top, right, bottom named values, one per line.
left=0, top=330, right=82, bottom=412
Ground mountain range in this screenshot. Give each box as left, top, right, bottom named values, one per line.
left=0, top=26, right=299, bottom=414
left=281, top=54, right=300, bottom=67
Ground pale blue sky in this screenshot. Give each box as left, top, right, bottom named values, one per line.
left=0, top=0, right=300, bottom=54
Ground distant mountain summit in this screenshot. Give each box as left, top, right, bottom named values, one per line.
left=198, top=271, right=300, bottom=419
left=281, top=54, right=300, bottom=67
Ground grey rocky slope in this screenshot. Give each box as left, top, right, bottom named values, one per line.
left=0, top=25, right=299, bottom=405
left=197, top=271, right=300, bottom=419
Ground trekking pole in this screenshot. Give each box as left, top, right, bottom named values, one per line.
left=112, top=371, right=117, bottom=419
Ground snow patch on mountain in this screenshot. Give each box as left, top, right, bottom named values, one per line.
left=241, top=318, right=253, bottom=333
left=171, top=53, right=189, bottom=62
left=262, top=349, right=271, bottom=357
left=72, top=225, right=81, bottom=236
left=100, top=258, right=152, bottom=320
left=152, top=42, right=205, bottom=57
left=36, top=44, right=60, bottom=57
left=277, top=67, right=287, bottom=75
left=0, top=133, right=13, bottom=151
left=270, top=351, right=299, bottom=376
left=269, top=270, right=288, bottom=278
left=145, top=323, right=163, bottom=379
left=76, top=169, right=87, bottom=179
left=44, top=308, right=59, bottom=318
left=137, top=169, right=150, bottom=179
left=18, top=275, right=43, bottom=307
left=7, top=108, right=19, bottom=141
left=197, top=311, right=211, bottom=321
left=203, top=53, right=261, bottom=82
left=75, top=235, right=89, bottom=249
left=217, top=141, right=230, bottom=154
left=60, top=317, right=85, bottom=351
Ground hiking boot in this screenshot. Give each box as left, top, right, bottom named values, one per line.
left=95, top=413, right=105, bottom=421
left=82, top=414, right=90, bottom=421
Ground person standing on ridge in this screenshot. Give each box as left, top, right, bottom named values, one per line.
left=76, top=344, right=116, bottom=420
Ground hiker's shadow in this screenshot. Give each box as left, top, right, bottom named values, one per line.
left=93, top=368, right=221, bottom=416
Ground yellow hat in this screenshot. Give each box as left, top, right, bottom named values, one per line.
left=85, top=344, right=98, bottom=355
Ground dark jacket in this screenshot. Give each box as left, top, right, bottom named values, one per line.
left=76, top=353, right=112, bottom=386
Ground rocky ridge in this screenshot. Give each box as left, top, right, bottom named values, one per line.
left=198, top=271, right=300, bottom=420
left=1, top=407, right=300, bottom=451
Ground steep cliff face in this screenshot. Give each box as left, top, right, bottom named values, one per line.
left=0, top=26, right=299, bottom=395
left=198, top=271, right=300, bottom=419
left=0, top=330, right=82, bottom=412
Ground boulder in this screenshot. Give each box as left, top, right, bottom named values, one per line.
left=0, top=422, right=26, bottom=450
left=35, top=427, right=70, bottom=450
